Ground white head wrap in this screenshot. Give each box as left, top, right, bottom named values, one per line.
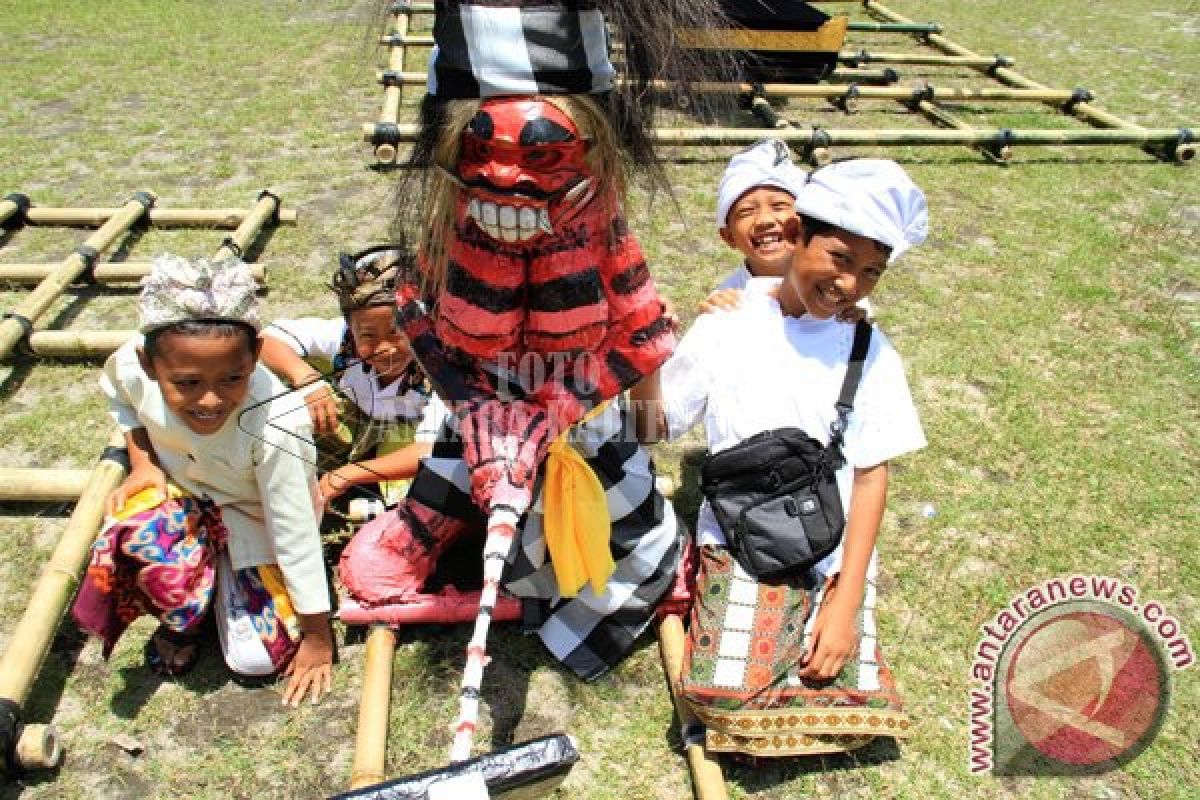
left=792, top=159, right=928, bottom=263
left=715, top=138, right=808, bottom=227
left=138, top=253, right=261, bottom=333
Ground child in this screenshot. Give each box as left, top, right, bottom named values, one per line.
left=259, top=246, right=446, bottom=508
left=709, top=137, right=807, bottom=303
left=72, top=254, right=334, bottom=707
left=702, top=139, right=870, bottom=322
left=633, top=159, right=927, bottom=757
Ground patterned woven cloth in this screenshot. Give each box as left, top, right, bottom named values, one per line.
left=407, top=401, right=682, bottom=680
left=72, top=489, right=299, bottom=670
left=138, top=253, right=260, bottom=333
left=681, top=546, right=912, bottom=756
left=428, top=1, right=615, bottom=98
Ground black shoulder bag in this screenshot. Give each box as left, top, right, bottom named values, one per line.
left=699, top=320, right=872, bottom=581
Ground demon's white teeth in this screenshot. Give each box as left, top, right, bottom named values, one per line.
left=481, top=202, right=499, bottom=226
left=518, top=207, right=537, bottom=233
left=498, top=205, right=516, bottom=229
left=471, top=200, right=546, bottom=242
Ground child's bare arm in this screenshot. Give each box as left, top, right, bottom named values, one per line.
left=699, top=288, right=743, bottom=314
left=259, top=334, right=340, bottom=436
left=629, top=369, right=667, bottom=444
left=318, top=441, right=434, bottom=504
left=798, top=462, right=888, bottom=681
left=107, top=427, right=168, bottom=515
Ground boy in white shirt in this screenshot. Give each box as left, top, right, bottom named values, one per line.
left=259, top=246, right=447, bottom=508
left=633, top=159, right=927, bottom=757
left=73, top=254, right=333, bottom=707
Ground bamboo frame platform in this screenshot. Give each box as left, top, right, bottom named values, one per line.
left=0, top=190, right=293, bottom=364
left=365, top=0, right=1195, bottom=165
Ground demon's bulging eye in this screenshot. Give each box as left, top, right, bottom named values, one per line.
left=463, top=136, right=492, bottom=162
left=522, top=148, right=564, bottom=169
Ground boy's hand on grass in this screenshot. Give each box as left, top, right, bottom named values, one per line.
left=106, top=463, right=168, bottom=516
left=699, top=288, right=743, bottom=314
left=797, top=594, right=858, bottom=682
left=282, top=617, right=334, bottom=707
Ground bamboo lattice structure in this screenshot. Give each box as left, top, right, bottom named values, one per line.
left=0, top=189, right=297, bottom=773
left=366, top=0, right=1195, bottom=165
left=0, top=190, right=290, bottom=363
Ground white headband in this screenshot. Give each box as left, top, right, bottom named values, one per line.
left=715, top=138, right=808, bottom=227
left=792, top=159, right=928, bottom=263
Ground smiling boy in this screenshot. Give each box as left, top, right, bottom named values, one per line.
left=633, top=159, right=928, bottom=757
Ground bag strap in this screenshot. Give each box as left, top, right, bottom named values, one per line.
left=829, top=319, right=872, bottom=448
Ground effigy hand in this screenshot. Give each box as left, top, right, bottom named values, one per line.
left=458, top=397, right=553, bottom=512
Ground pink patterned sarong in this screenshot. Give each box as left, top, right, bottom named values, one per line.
left=72, top=491, right=300, bottom=671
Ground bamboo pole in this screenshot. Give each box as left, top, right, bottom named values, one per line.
left=0, top=192, right=154, bottom=362
left=0, top=469, right=91, bottom=503
left=390, top=2, right=941, bottom=33
left=1, top=193, right=30, bottom=227
left=839, top=50, right=1014, bottom=69
left=212, top=190, right=281, bottom=262
left=659, top=615, right=727, bottom=800
left=847, top=21, right=940, bottom=33
left=362, top=121, right=1192, bottom=149
left=828, top=67, right=898, bottom=85
left=349, top=627, right=397, bottom=789
left=910, top=99, right=1011, bottom=163
left=650, top=126, right=1196, bottom=147
left=16, top=207, right=296, bottom=228
left=0, top=433, right=128, bottom=773
left=375, top=7, right=411, bottom=164
left=21, top=331, right=133, bottom=360
left=369, top=71, right=1081, bottom=103
left=862, top=0, right=1196, bottom=163
left=0, top=262, right=266, bottom=287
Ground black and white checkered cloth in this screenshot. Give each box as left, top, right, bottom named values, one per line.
left=409, top=401, right=682, bottom=680
left=429, top=1, right=616, bottom=98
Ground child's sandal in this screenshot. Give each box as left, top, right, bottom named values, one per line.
left=144, top=625, right=202, bottom=677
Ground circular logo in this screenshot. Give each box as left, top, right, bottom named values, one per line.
left=995, top=601, right=1170, bottom=775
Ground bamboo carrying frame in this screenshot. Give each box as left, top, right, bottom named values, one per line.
left=364, top=0, right=1195, bottom=165
left=0, top=190, right=295, bottom=776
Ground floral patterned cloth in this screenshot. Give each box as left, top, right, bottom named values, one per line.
left=72, top=489, right=299, bottom=671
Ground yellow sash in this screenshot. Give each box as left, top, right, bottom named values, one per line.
left=542, top=403, right=615, bottom=597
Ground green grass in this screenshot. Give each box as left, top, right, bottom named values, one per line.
left=1, top=1, right=1197, bottom=798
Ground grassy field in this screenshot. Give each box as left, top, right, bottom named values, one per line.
left=0, top=1, right=1196, bottom=798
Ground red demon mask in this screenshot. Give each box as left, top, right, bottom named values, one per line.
left=456, top=98, right=594, bottom=243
